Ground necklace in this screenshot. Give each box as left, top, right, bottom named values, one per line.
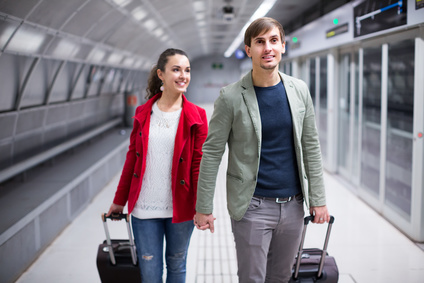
left=158, top=112, right=170, bottom=128
left=154, top=102, right=181, bottom=129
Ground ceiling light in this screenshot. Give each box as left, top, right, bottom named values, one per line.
left=132, top=6, right=147, bottom=21
left=143, top=19, right=157, bottom=32
left=112, top=0, right=132, bottom=7
left=88, top=48, right=106, bottom=62
left=5, top=26, right=45, bottom=54
left=107, top=52, right=124, bottom=64
left=224, top=0, right=277, bottom=57
left=193, top=1, right=206, bottom=12
left=153, top=28, right=164, bottom=37
left=52, top=38, right=80, bottom=58
left=195, top=13, right=205, bottom=20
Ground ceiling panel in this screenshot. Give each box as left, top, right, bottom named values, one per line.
left=0, top=0, right=349, bottom=69
left=27, top=0, right=87, bottom=30
left=61, top=0, right=111, bottom=37
left=85, top=9, right=126, bottom=42
left=0, top=0, right=38, bottom=19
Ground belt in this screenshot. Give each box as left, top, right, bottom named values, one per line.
left=253, top=193, right=302, bottom=204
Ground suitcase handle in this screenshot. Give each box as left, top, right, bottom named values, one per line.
left=102, top=213, right=129, bottom=222
left=101, top=213, right=137, bottom=266
left=293, top=215, right=335, bottom=280
left=304, top=215, right=335, bottom=225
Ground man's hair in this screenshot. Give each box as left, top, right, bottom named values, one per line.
left=244, top=17, right=285, bottom=47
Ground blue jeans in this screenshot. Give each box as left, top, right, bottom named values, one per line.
left=131, top=217, right=194, bottom=283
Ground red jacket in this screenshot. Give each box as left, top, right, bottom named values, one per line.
left=113, top=94, right=208, bottom=223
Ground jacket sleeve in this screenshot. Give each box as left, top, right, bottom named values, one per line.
left=191, top=107, right=208, bottom=195
left=300, top=82, right=326, bottom=207
left=196, top=90, right=233, bottom=214
left=112, top=108, right=141, bottom=206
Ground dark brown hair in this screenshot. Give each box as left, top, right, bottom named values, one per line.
left=145, top=48, right=189, bottom=99
left=244, top=17, right=285, bottom=47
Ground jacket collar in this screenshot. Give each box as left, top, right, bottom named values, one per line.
left=241, top=70, right=292, bottom=90
left=134, top=93, right=203, bottom=126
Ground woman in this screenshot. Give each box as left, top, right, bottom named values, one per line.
left=107, top=48, right=208, bottom=282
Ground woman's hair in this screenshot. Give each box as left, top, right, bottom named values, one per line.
left=145, top=48, right=189, bottom=99
left=244, top=17, right=285, bottom=47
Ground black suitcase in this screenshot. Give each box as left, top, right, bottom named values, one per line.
left=96, top=213, right=141, bottom=283
left=290, top=215, right=339, bottom=282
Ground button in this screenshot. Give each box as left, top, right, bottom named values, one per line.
left=304, top=175, right=307, bottom=179
left=136, top=152, right=140, bottom=157
left=139, top=132, right=141, bottom=137
left=180, top=180, right=185, bottom=185
left=134, top=173, right=138, bottom=178
left=179, top=157, right=183, bottom=163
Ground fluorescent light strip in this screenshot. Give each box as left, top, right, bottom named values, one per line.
left=224, top=0, right=277, bottom=58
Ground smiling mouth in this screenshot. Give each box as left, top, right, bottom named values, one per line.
left=262, top=55, right=274, bottom=60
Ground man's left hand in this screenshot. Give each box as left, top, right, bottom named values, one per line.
left=309, top=205, right=330, bottom=224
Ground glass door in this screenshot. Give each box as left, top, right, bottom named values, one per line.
left=385, top=39, right=415, bottom=220
left=338, top=49, right=360, bottom=184
left=360, top=47, right=382, bottom=197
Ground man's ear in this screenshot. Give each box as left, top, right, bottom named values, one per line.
left=245, top=45, right=251, bottom=58
left=281, top=42, right=286, bottom=54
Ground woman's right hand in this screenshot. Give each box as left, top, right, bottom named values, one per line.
left=106, top=203, right=125, bottom=218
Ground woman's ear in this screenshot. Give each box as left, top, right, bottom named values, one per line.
left=156, top=68, right=163, bottom=81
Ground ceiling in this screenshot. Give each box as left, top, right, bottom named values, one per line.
left=0, top=0, right=337, bottom=70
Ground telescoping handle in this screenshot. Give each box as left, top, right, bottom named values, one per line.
left=293, top=215, right=335, bottom=280
left=101, top=213, right=137, bottom=266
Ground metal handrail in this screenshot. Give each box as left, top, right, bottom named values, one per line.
left=0, top=118, right=122, bottom=183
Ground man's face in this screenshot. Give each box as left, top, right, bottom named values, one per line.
left=245, top=26, right=285, bottom=71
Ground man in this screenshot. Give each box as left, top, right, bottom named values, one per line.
left=194, top=17, right=330, bottom=282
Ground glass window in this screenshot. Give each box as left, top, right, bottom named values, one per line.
left=338, top=53, right=351, bottom=174
left=352, top=51, right=360, bottom=181
left=20, top=58, right=48, bottom=108
left=319, top=55, right=328, bottom=160
left=385, top=39, right=414, bottom=218
left=309, top=58, right=316, bottom=106
left=361, top=47, right=382, bottom=196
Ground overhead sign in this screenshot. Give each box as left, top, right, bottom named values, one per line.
left=326, top=23, right=349, bottom=38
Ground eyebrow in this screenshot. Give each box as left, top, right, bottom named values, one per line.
left=171, top=65, right=190, bottom=68
left=254, top=34, right=280, bottom=41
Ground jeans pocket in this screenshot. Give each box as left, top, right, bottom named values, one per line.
left=248, top=196, right=262, bottom=210
left=295, top=194, right=304, bottom=205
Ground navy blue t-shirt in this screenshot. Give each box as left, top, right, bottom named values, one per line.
left=254, top=81, right=301, bottom=198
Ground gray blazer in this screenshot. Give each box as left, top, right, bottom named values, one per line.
left=196, top=71, right=326, bottom=221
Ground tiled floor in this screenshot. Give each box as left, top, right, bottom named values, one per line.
left=15, top=165, right=424, bottom=282
left=15, top=105, right=424, bottom=283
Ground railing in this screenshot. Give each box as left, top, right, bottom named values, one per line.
left=0, top=118, right=122, bottom=183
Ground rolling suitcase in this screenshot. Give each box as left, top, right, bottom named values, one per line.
left=96, top=213, right=141, bottom=283
left=290, top=215, right=339, bottom=282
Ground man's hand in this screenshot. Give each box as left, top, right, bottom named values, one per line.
left=309, top=205, right=330, bottom=224
left=194, top=212, right=216, bottom=233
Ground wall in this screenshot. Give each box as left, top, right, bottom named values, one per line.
left=287, top=0, right=424, bottom=58
left=187, top=55, right=243, bottom=104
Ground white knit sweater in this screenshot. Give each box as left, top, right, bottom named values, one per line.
left=131, top=102, right=182, bottom=219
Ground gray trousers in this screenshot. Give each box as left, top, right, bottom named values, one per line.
left=231, top=194, right=304, bottom=283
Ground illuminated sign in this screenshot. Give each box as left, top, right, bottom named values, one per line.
left=326, top=23, right=349, bottom=38
left=354, top=0, right=407, bottom=37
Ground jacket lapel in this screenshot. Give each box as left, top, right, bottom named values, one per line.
left=173, top=95, right=204, bottom=159
left=241, top=72, right=262, bottom=147
left=280, top=72, right=301, bottom=143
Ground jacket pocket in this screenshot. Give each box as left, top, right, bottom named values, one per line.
left=227, top=172, right=243, bottom=183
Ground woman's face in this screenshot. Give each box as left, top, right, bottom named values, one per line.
left=158, top=54, right=191, bottom=95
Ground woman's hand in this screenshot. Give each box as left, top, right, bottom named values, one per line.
left=106, top=203, right=125, bottom=219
